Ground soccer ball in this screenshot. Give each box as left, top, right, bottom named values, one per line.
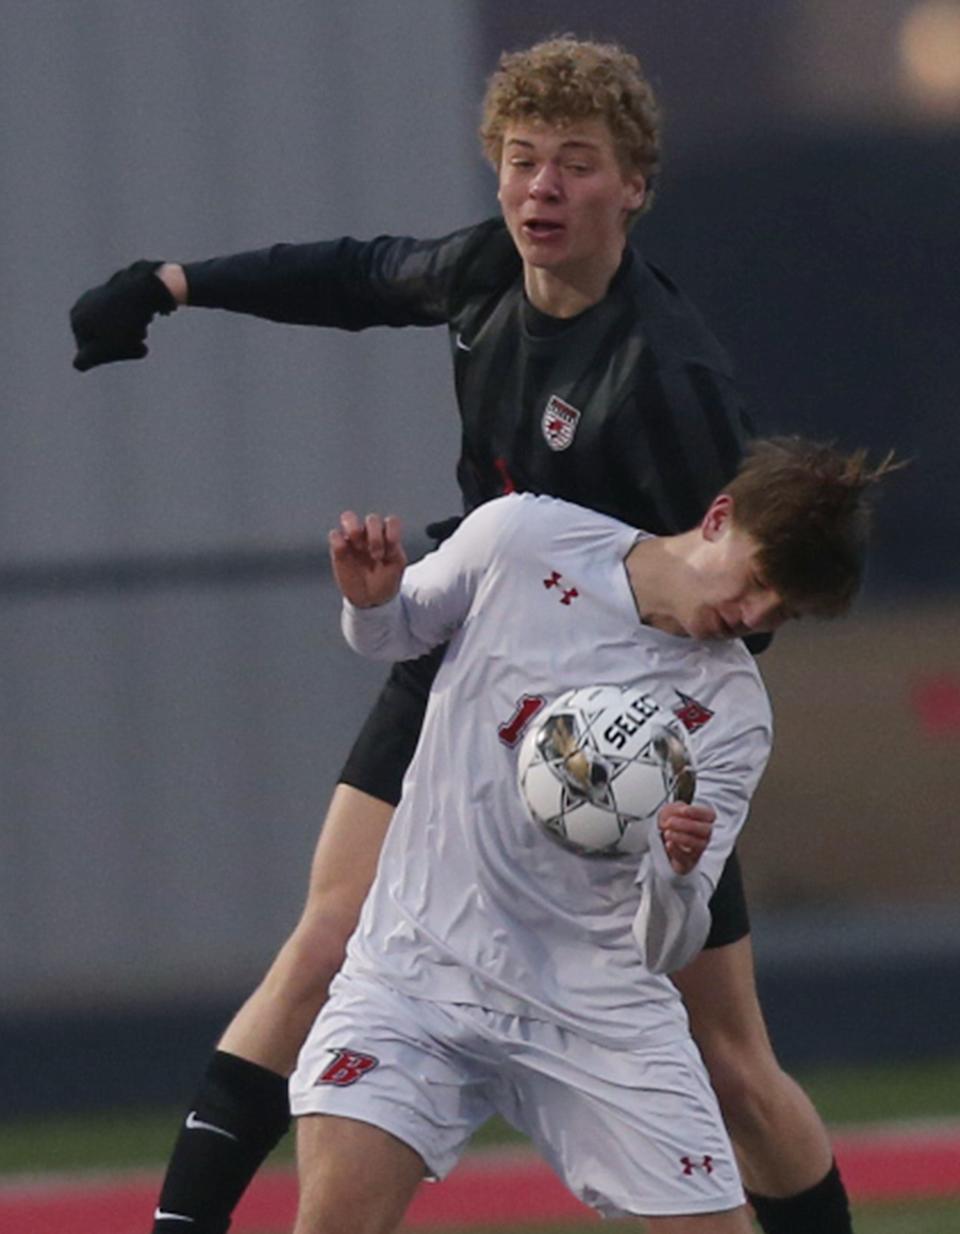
left=517, top=683, right=696, bottom=858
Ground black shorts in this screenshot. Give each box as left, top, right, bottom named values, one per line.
left=339, top=646, right=447, bottom=804
left=338, top=648, right=750, bottom=950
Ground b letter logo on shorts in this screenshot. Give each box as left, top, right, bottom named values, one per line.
left=316, top=1047, right=380, bottom=1087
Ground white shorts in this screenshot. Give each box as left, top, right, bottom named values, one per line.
left=290, top=972, right=744, bottom=1219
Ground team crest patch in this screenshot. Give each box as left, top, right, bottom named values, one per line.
left=541, top=395, right=581, bottom=451
left=673, top=690, right=714, bottom=733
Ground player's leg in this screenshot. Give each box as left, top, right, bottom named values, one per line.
left=673, top=938, right=837, bottom=1188
left=151, top=651, right=444, bottom=1234
left=290, top=973, right=495, bottom=1234
left=293, top=1115, right=425, bottom=1234
left=493, top=1011, right=750, bottom=1231
left=217, top=784, right=393, bottom=1074
left=672, top=855, right=852, bottom=1234
left=151, top=785, right=393, bottom=1234
left=216, top=647, right=445, bottom=1075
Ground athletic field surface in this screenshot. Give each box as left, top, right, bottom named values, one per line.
left=4, top=1121, right=960, bottom=1232
left=4, top=1060, right=960, bottom=1233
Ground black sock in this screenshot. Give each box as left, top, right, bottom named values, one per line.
left=747, top=1160, right=853, bottom=1234
left=152, top=1050, right=292, bottom=1234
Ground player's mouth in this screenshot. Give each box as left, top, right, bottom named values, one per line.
left=710, top=609, right=738, bottom=639
left=522, top=218, right=566, bottom=241
left=720, top=609, right=753, bottom=638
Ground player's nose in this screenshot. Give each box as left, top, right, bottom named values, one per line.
left=529, top=164, right=563, bottom=199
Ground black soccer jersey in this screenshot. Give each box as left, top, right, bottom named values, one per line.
left=184, top=217, right=755, bottom=535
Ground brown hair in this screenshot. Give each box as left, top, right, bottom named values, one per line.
left=480, top=36, right=661, bottom=215
left=725, top=437, right=904, bottom=617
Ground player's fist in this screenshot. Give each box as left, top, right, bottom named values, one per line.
left=70, top=260, right=176, bottom=372
left=657, top=801, right=715, bottom=875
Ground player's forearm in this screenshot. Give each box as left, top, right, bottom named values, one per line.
left=631, top=840, right=712, bottom=975
left=70, top=232, right=451, bottom=372
left=340, top=595, right=442, bottom=662
left=180, top=242, right=348, bottom=323
left=181, top=236, right=447, bottom=329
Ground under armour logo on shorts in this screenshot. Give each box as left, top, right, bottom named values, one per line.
left=680, top=1154, right=714, bottom=1176
left=316, top=1047, right=380, bottom=1087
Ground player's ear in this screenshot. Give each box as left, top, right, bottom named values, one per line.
left=701, top=494, right=734, bottom=542
left=623, top=173, right=646, bottom=213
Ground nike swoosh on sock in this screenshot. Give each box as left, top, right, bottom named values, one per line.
left=185, top=1110, right=240, bottom=1141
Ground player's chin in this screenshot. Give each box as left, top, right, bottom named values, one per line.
left=692, top=608, right=736, bottom=640
left=685, top=616, right=719, bottom=641
left=515, top=235, right=570, bottom=267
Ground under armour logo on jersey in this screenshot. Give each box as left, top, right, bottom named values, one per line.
left=673, top=690, right=714, bottom=733
left=680, top=1154, right=714, bottom=1176
left=541, top=394, right=581, bottom=451
left=316, top=1047, right=379, bottom=1087
left=543, top=570, right=579, bottom=605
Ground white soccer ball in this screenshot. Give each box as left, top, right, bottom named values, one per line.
left=517, top=683, right=696, bottom=858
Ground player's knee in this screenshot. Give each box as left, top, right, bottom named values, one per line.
left=699, top=1039, right=785, bottom=1132
left=700, top=1031, right=774, bottom=1110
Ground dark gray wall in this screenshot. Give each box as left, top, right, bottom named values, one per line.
left=1, top=0, right=481, bottom=1013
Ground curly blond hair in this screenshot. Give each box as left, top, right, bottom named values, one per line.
left=480, top=36, right=661, bottom=214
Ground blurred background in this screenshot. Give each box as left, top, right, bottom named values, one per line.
left=1, top=0, right=958, bottom=1119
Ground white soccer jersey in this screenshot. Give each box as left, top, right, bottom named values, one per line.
left=340, top=493, right=772, bottom=1049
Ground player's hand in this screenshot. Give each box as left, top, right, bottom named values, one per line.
left=329, top=511, right=407, bottom=608
left=70, top=260, right=177, bottom=372
left=657, top=801, right=715, bottom=875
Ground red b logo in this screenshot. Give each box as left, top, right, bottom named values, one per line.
left=316, top=1047, right=379, bottom=1087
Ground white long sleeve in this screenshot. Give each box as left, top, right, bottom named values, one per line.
left=339, top=500, right=514, bottom=662
left=631, top=834, right=713, bottom=975
left=341, top=593, right=438, bottom=661
left=330, top=494, right=773, bottom=1049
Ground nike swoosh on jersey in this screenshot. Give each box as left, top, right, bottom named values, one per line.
left=455, top=333, right=471, bottom=352
left=185, top=1110, right=239, bottom=1140
left=154, top=1209, right=195, bottom=1223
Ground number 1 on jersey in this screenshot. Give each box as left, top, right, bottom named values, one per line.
left=497, top=694, right=546, bottom=747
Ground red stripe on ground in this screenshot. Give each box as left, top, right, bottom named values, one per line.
left=3, top=1129, right=959, bottom=1233
left=832, top=1129, right=960, bottom=1201
left=229, top=1159, right=596, bottom=1232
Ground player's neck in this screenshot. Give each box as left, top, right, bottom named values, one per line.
left=523, top=248, right=623, bottom=318
left=624, top=535, right=697, bottom=637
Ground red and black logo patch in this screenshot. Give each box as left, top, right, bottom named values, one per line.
left=673, top=690, right=714, bottom=733
left=541, top=395, right=581, bottom=451
left=315, top=1047, right=380, bottom=1087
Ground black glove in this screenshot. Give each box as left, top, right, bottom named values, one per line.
left=70, top=260, right=177, bottom=372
